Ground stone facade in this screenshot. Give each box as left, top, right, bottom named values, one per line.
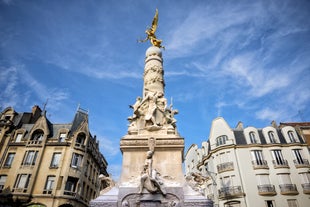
left=185, top=117, right=310, bottom=207
left=0, top=106, right=109, bottom=207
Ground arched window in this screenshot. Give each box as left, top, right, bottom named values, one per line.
left=288, top=131, right=296, bottom=143
left=249, top=132, right=257, bottom=144
left=216, top=135, right=228, bottom=146
left=76, top=133, right=86, bottom=147
left=268, top=131, right=276, bottom=143
left=31, top=130, right=44, bottom=141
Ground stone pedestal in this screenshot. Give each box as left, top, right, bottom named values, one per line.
left=90, top=45, right=212, bottom=206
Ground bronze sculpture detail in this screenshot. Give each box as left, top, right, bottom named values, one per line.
left=139, top=9, right=164, bottom=49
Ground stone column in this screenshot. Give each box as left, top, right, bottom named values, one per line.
left=143, top=46, right=165, bottom=98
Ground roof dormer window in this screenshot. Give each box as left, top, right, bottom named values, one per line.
left=288, top=131, right=296, bottom=143
left=216, top=135, right=228, bottom=146
left=268, top=131, right=276, bottom=143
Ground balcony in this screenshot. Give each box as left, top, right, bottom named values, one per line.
left=218, top=186, right=245, bottom=199
left=301, top=183, right=310, bottom=194
left=27, top=140, right=42, bottom=146
left=217, top=162, right=234, bottom=173
left=272, top=160, right=289, bottom=168
left=279, top=184, right=298, bottom=195
left=257, top=184, right=277, bottom=196
left=252, top=160, right=269, bottom=169
left=64, top=190, right=76, bottom=197
left=293, top=159, right=310, bottom=168
left=12, top=188, right=28, bottom=193
left=74, top=143, right=86, bottom=151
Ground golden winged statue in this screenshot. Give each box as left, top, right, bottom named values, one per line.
left=139, top=9, right=164, bottom=49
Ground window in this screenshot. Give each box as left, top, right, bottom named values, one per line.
left=71, top=153, right=83, bottom=168
left=265, top=200, right=275, bottom=207
left=268, top=131, right=276, bottom=143
left=287, top=199, right=298, bottom=207
left=4, top=153, right=15, bottom=167
left=50, top=153, right=61, bottom=168
left=43, top=175, right=55, bottom=194
left=15, top=133, right=23, bottom=142
left=58, top=133, right=66, bottom=142
left=278, top=173, right=292, bottom=185
left=31, top=130, right=44, bottom=141
left=251, top=150, right=264, bottom=165
left=299, top=172, right=310, bottom=184
left=64, top=176, right=78, bottom=195
left=256, top=174, right=271, bottom=185
left=216, top=135, right=228, bottom=146
left=271, top=150, right=286, bottom=165
left=249, top=132, right=257, bottom=143
left=292, top=149, right=304, bottom=164
left=22, top=151, right=38, bottom=166
left=288, top=131, right=296, bottom=143
left=76, top=133, right=85, bottom=146
left=0, top=175, right=7, bottom=191
left=14, top=174, right=31, bottom=191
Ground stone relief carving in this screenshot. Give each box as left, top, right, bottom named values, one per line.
left=99, top=174, right=115, bottom=195
left=138, top=150, right=166, bottom=195
left=128, top=91, right=178, bottom=132
left=121, top=193, right=180, bottom=207
left=185, top=172, right=208, bottom=195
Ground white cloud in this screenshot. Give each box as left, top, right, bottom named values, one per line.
left=256, top=107, right=285, bottom=121
left=0, top=66, right=18, bottom=108
left=223, top=51, right=293, bottom=97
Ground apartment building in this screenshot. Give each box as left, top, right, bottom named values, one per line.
left=185, top=117, right=310, bottom=207
left=0, top=105, right=109, bottom=207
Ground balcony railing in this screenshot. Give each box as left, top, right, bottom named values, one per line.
left=272, top=160, right=289, bottom=168
left=293, top=159, right=310, bottom=168
left=279, top=184, right=298, bottom=195
left=218, top=186, right=245, bottom=199
left=27, top=140, right=42, bottom=146
left=257, top=184, right=277, bottom=196
left=217, top=162, right=234, bottom=173
left=301, top=183, right=310, bottom=194
left=12, top=188, right=28, bottom=193
left=252, top=160, right=269, bottom=169
left=64, top=190, right=76, bottom=197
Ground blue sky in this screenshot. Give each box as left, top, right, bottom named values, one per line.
left=1, top=0, right=309, bottom=179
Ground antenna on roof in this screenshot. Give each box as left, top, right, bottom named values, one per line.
left=42, top=99, right=48, bottom=116
left=76, top=103, right=89, bottom=114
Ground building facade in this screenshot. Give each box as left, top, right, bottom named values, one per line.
left=185, top=117, right=310, bottom=207
left=0, top=105, right=109, bottom=207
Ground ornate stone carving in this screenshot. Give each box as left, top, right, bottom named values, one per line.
left=127, top=91, right=178, bottom=132
left=99, top=174, right=115, bottom=195
left=139, top=150, right=166, bottom=195
left=121, top=193, right=180, bottom=207
left=185, top=172, right=208, bottom=195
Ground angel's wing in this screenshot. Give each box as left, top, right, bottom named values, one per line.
left=151, top=9, right=159, bottom=33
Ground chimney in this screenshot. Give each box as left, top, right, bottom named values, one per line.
left=31, top=105, right=42, bottom=122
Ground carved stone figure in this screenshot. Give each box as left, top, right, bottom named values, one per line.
left=139, top=150, right=166, bottom=195
left=185, top=172, right=208, bottom=195
left=99, top=174, right=115, bottom=195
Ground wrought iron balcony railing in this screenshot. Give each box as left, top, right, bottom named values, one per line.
left=218, top=186, right=245, bottom=199
left=257, top=184, right=276, bottom=196
left=272, top=159, right=289, bottom=168
left=279, top=184, right=298, bottom=195
left=252, top=160, right=269, bottom=169
left=293, top=159, right=310, bottom=168
left=217, top=162, right=234, bottom=173
left=301, top=183, right=310, bottom=194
